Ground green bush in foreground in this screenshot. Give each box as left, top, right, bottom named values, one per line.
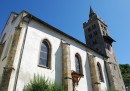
left=24, top=75, right=66, bottom=91
left=107, top=87, right=118, bottom=91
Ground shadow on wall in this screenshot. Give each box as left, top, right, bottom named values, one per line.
left=55, top=44, right=62, bottom=85
left=84, top=57, right=93, bottom=91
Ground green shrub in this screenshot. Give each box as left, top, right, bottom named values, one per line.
left=124, top=78, right=130, bottom=86
left=24, top=75, right=66, bottom=91
left=107, top=87, right=118, bottom=91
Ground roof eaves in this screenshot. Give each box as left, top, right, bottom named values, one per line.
left=23, top=11, right=109, bottom=58
left=0, top=12, right=18, bottom=39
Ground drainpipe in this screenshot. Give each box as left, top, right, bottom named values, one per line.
left=13, top=14, right=32, bottom=91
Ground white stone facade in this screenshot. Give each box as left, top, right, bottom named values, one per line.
left=0, top=11, right=109, bottom=91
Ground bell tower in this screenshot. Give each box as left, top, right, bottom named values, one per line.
left=83, top=7, right=125, bottom=91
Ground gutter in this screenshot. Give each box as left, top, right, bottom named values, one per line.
left=13, top=14, right=32, bottom=91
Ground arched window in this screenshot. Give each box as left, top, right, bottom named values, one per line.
left=0, top=33, right=6, bottom=58
left=97, top=62, right=104, bottom=82
left=75, top=54, right=83, bottom=75
left=1, top=33, right=6, bottom=44
left=39, top=39, right=51, bottom=69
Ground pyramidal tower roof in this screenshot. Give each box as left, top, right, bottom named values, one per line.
left=89, top=6, right=97, bottom=18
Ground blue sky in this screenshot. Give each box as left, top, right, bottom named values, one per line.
left=0, top=0, right=130, bottom=64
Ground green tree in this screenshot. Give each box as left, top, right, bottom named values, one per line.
left=119, top=64, right=130, bottom=86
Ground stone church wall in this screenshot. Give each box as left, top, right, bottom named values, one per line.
left=0, top=12, right=109, bottom=91
left=14, top=19, right=109, bottom=91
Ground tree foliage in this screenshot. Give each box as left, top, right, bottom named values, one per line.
left=119, top=64, right=130, bottom=86
left=24, top=75, right=66, bottom=91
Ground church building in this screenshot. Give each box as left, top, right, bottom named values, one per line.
left=0, top=7, right=125, bottom=91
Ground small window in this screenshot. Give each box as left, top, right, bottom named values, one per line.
left=97, top=62, right=104, bottom=82
left=103, top=31, right=105, bottom=35
left=92, top=24, right=96, bottom=29
left=92, top=39, right=97, bottom=45
left=0, top=33, right=6, bottom=58
left=94, top=31, right=98, bottom=36
left=104, top=27, right=107, bottom=30
left=0, top=42, right=5, bottom=58
left=75, top=53, right=83, bottom=75
left=89, top=34, right=92, bottom=39
left=2, top=35, right=13, bottom=61
left=39, top=39, right=51, bottom=69
left=1, top=33, right=6, bottom=44
left=101, top=25, right=104, bottom=28
left=114, top=65, right=116, bottom=70
left=88, top=28, right=91, bottom=32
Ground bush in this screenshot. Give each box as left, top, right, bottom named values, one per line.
left=107, top=87, right=117, bottom=91
left=124, top=78, right=130, bottom=86
left=24, top=75, right=66, bottom=91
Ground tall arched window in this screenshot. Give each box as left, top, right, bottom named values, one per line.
left=39, top=39, right=51, bottom=69
left=75, top=54, right=83, bottom=75
left=1, top=33, right=6, bottom=44
left=0, top=33, right=6, bottom=58
left=97, top=62, right=104, bottom=82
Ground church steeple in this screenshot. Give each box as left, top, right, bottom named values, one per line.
left=83, top=6, right=125, bottom=91
left=89, top=6, right=97, bottom=18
